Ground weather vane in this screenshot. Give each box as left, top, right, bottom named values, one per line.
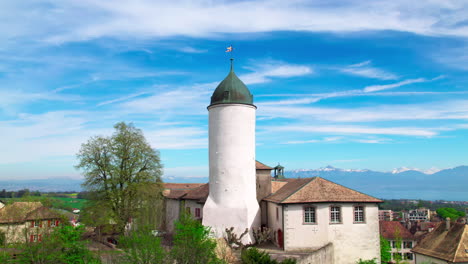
left=226, top=45, right=234, bottom=69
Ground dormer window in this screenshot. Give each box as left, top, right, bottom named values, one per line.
left=223, top=91, right=229, bottom=99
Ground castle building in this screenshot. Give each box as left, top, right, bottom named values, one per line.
left=163, top=60, right=382, bottom=264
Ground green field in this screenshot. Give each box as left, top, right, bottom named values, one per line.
left=2, top=197, right=87, bottom=211
left=51, top=197, right=86, bottom=210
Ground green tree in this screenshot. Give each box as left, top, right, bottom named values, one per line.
left=380, top=235, right=391, bottom=263
left=170, top=214, right=221, bottom=264
left=119, top=227, right=166, bottom=264
left=17, top=225, right=101, bottom=264
left=76, top=122, right=164, bottom=232
left=436, top=207, right=465, bottom=221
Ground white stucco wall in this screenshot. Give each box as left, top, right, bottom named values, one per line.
left=165, top=199, right=180, bottom=233
left=267, top=202, right=283, bottom=248
left=415, top=253, right=449, bottom=264
left=203, top=104, right=260, bottom=243
left=282, top=203, right=380, bottom=264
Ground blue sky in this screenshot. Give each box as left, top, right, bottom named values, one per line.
left=1, top=0, right=467, bottom=181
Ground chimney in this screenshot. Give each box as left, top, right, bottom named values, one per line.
left=446, top=217, right=451, bottom=231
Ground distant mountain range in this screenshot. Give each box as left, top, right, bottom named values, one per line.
left=0, top=178, right=83, bottom=192
left=1, top=165, right=467, bottom=201
left=286, top=165, right=468, bottom=201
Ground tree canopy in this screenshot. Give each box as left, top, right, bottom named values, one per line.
left=76, top=122, right=163, bottom=231
left=436, top=207, right=466, bottom=221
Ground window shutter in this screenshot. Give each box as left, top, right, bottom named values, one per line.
left=30, top=235, right=34, bottom=242
left=56, top=220, right=59, bottom=226
left=39, top=235, right=42, bottom=242
left=48, top=220, right=51, bottom=227
left=31, top=221, right=34, bottom=228
left=39, top=221, right=42, bottom=228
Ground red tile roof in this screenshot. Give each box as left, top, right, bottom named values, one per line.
left=379, top=221, right=415, bottom=240
left=163, top=183, right=205, bottom=199
left=412, top=223, right=468, bottom=262
left=183, top=184, right=209, bottom=203
left=256, top=160, right=273, bottom=170
left=264, top=177, right=382, bottom=204
left=0, top=202, right=60, bottom=223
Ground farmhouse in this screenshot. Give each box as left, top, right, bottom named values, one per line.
left=0, top=202, right=62, bottom=244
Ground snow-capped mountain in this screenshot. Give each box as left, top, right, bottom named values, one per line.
left=285, top=165, right=468, bottom=201
left=391, top=167, right=441, bottom=174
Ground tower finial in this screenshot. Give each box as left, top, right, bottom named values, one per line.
left=230, top=58, right=234, bottom=72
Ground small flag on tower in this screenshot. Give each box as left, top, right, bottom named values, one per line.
left=226, top=46, right=233, bottom=52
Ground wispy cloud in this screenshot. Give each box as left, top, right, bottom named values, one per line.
left=240, top=60, right=312, bottom=84
left=363, top=78, right=427, bottom=92
left=259, top=100, right=468, bottom=123
left=4, top=1, right=468, bottom=44
left=97, top=91, right=151, bottom=107
left=340, top=61, right=398, bottom=80
left=178, top=46, right=207, bottom=53
left=275, top=125, right=437, bottom=137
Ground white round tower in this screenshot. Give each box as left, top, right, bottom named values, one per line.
left=202, top=59, right=260, bottom=243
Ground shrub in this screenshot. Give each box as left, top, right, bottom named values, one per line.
left=241, top=247, right=296, bottom=264
left=356, top=259, right=378, bottom=264
left=171, top=213, right=221, bottom=264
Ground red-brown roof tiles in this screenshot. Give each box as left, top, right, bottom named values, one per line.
left=163, top=183, right=205, bottom=199
left=183, top=184, right=209, bottom=203
left=256, top=161, right=273, bottom=170
left=0, top=202, right=60, bottom=223
left=264, top=177, right=382, bottom=204
left=380, top=221, right=415, bottom=240
left=412, top=222, right=468, bottom=263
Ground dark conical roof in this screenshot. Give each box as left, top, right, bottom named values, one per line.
left=209, top=59, right=254, bottom=107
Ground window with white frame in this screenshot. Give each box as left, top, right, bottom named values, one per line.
left=403, top=241, right=413, bottom=248
left=330, top=206, right=341, bottom=223
left=354, top=205, right=365, bottom=223
left=404, top=253, right=413, bottom=260
left=34, top=220, right=40, bottom=227
left=304, top=207, right=316, bottom=224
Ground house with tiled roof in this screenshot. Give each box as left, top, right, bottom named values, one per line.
left=163, top=166, right=383, bottom=264
left=412, top=220, right=468, bottom=264
left=0, top=202, right=62, bottom=244
left=380, top=221, right=417, bottom=263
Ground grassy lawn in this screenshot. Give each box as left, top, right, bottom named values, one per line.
left=2, top=197, right=87, bottom=211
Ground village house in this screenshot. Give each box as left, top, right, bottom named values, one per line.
left=379, top=210, right=394, bottom=221
left=380, top=221, right=417, bottom=263
left=412, top=219, right=468, bottom=264
left=404, top=208, right=431, bottom=222
left=0, top=202, right=62, bottom=244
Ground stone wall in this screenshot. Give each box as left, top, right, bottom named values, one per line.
left=297, top=243, right=334, bottom=264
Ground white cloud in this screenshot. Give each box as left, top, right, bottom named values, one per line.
left=258, top=99, right=468, bottom=122
left=340, top=61, right=398, bottom=80
left=178, top=46, right=207, bottom=53
left=3, top=0, right=468, bottom=44
left=240, top=60, right=313, bottom=85
left=363, top=78, right=427, bottom=92
left=274, top=125, right=437, bottom=137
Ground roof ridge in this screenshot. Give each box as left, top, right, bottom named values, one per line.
left=453, top=224, right=468, bottom=262
left=280, top=177, right=316, bottom=203
left=316, top=177, right=382, bottom=202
